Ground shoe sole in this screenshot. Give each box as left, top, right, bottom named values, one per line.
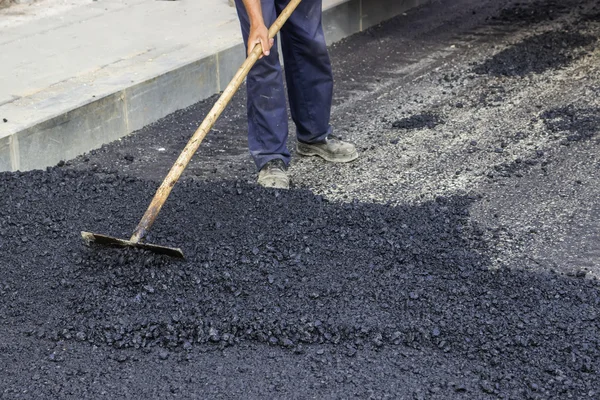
left=257, top=175, right=290, bottom=189
left=296, top=146, right=359, bottom=163
left=258, top=181, right=289, bottom=189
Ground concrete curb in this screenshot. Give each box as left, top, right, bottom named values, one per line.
left=0, top=0, right=428, bottom=172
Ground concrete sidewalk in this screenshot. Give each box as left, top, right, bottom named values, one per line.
left=0, top=0, right=426, bottom=172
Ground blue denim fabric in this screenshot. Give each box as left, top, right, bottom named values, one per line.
left=234, top=0, right=333, bottom=170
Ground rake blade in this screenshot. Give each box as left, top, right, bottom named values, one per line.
left=81, top=231, right=184, bottom=259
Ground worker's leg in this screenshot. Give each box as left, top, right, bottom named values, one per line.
left=276, top=0, right=358, bottom=163
left=276, top=0, right=332, bottom=144
left=234, top=0, right=290, bottom=170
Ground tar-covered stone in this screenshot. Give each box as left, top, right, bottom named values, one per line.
left=392, top=113, right=444, bottom=130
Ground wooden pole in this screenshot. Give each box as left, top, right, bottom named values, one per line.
left=129, top=0, right=303, bottom=243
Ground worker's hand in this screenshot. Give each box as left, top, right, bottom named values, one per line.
left=248, top=23, right=274, bottom=59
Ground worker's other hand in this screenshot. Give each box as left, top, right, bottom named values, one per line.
left=248, top=23, right=273, bottom=58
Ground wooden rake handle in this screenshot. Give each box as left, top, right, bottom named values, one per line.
left=129, top=0, right=303, bottom=243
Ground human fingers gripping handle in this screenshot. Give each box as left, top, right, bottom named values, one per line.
left=248, top=23, right=274, bottom=58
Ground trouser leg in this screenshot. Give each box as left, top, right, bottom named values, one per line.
left=234, top=0, right=290, bottom=170
left=276, top=0, right=333, bottom=144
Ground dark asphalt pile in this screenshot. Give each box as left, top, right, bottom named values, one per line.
left=492, top=105, right=600, bottom=178
left=391, top=113, right=444, bottom=130
left=1, top=166, right=599, bottom=398
left=473, top=30, right=595, bottom=77
left=473, top=0, right=597, bottom=77
left=491, top=0, right=572, bottom=25
left=541, top=105, right=600, bottom=143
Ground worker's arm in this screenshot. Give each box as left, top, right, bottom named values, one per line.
left=240, top=0, right=274, bottom=58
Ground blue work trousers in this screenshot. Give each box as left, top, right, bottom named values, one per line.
left=234, top=0, right=333, bottom=170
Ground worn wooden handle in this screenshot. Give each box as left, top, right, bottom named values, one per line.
left=129, top=0, right=303, bottom=243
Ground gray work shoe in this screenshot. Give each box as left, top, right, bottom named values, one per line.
left=257, top=159, right=289, bottom=189
left=296, top=136, right=358, bottom=163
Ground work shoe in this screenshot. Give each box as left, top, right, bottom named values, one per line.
left=257, top=159, right=289, bottom=189
left=296, top=136, right=358, bottom=163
